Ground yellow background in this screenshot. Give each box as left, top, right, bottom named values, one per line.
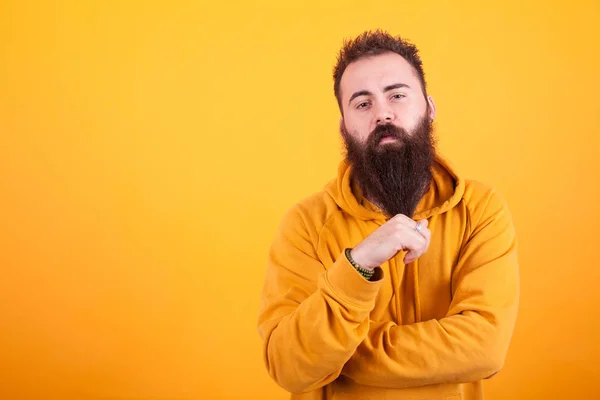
left=1, top=1, right=599, bottom=399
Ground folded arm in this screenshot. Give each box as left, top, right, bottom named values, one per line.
left=342, top=189, right=520, bottom=388
left=257, top=206, right=384, bottom=394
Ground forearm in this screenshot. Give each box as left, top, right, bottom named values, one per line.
left=342, top=306, right=517, bottom=389
left=259, top=254, right=383, bottom=394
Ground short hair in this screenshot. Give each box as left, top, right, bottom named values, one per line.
left=333, top=30, right=427, bottom=112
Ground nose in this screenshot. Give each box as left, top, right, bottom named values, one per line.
left=375, top=103, right=394, bottom=125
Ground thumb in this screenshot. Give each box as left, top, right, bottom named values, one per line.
left=404, top=249, right=418, bottom=264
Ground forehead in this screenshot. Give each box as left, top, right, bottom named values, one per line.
left=340, top=52, right=420, bottom=101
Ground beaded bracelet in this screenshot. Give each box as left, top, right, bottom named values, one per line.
left=345, top=248, right=375, bottom=280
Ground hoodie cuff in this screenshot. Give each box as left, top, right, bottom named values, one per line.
left=323, top=250, right=384, bottom=309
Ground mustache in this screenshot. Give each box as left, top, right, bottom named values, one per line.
left=367, top=124, right=410, bottom=146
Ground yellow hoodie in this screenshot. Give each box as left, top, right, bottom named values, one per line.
left=258, top=155, right=519, bottom=400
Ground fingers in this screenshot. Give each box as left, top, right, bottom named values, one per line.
left=389, top=213, right=414, bottom=226
left=403, top=219, right=431, bottom=264
left=390, top=214, right=428, bottom=231
left=384, top=215, right=432, bottom=264
left=403, top=251, right=418, bottom=264
left=416, top=218, right=431, bottom=248
left=422, top=226, right=431, bottom=248
left=404, top=238, right=427, bottom=263
left=398, top=227, right=427, bottom=263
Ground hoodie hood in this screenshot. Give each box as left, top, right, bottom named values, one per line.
left=324, top=153, right=466, bottom=326
left=324, top=153, right=465, bottom=222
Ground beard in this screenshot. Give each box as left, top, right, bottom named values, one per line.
left=341, top=115, right=436, bottom=218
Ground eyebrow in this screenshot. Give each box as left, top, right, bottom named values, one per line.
left=348, top=83, right=411, bottom=105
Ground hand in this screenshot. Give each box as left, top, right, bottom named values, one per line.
left=350, top=215, right=431, bottom=270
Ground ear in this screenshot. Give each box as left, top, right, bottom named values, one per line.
left=427, top=95, right=437, bottom=121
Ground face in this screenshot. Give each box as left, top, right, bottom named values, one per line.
left=338, top=52, right=438, bottom=218
left=339, top=51, right=436, bottom=142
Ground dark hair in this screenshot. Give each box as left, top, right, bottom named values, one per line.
left=333, top=30, right=427, bottom=112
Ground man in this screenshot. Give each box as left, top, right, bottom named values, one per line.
left=257, top=30, right=519, bottom=400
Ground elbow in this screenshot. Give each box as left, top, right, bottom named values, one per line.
left=273, top=374, right=309, bottom=395
left=265, top=355, right=337, bottom=394
left=484, top=354, right=505, bottom=379
left=261, top=328, right=344, bottom=394
left=269, top=372, right=319, bottom=395
left=476, top=312, right=516, bottom=380
left=264, top=355, right=318, bottom=394
left=480, top=342, right=508, bottom=380
left=288, top=384, right=316, bottom=395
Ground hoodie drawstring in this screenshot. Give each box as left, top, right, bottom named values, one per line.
left=390, top=258, right=402, bottom=325
left=391, top=257, right=422, bottom=324
left=413, top=261, right=422, bottom=322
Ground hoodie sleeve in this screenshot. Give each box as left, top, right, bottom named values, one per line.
left=341, top=188, right=520, bottom=388
left=257, top=205, right=384, bottom=394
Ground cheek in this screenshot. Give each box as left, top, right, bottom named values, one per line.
left=344, top=116, right=371, bottom=141
left=407, top=114, right=423, bottom=131
left=398, top=103, right=427, bottom=130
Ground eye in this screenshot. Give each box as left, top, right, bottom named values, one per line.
left=391, top=94, right=405, bottom=100
left=356, top=101, right=370, bottom=109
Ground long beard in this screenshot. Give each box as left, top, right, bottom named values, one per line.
left=341, top=116, right=436, bottom=218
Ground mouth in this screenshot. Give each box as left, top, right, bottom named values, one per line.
left=379, top=136, right=399, bottom=144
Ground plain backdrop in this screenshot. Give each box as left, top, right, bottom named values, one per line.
left=1, top=1, right=599, bottom=399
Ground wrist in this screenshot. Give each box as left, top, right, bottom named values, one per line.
left=349, top=247, right=376, bottom=271
left=346, top=248, right=375, bottom=281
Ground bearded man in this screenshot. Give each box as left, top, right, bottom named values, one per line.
left=258, top=30, right=519, bottom=400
